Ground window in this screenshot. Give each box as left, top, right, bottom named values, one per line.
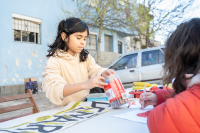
left=142, top=50, right=164, bottom=66
left=110, top=54, right=138, bottom=70
left=159, top=50, right=164, bottom=63
left=104, top=35, right=112, bottom=52
left=85, top=34, right=97, bottom=50
left=118, top=41, right=122, bottom=54
left=13, top=14, right=41, bottom=44
left=14, top=30, right=21, bottom=41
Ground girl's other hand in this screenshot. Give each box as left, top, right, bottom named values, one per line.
left=101, top=69, right=115, bottom=78
left=85, top=76, right=108, bottom=90
left=139, top=92, right=157, bottom=109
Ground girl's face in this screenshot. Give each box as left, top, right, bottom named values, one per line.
left=62, top=30, right=87, bottom=56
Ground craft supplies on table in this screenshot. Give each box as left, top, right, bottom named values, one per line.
left=86, top=93, right=108, bottom=102
left=129, top=90, right=147, bottom=98
left=132, top=82, right=151, bottom=90
left=104, top=74, right=129, bottom=108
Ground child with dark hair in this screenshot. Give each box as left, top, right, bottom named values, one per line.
left=139, top=18, right=200, bottom=133
left=42, top=17, right=114, bottom=107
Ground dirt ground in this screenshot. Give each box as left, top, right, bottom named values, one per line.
left=0, top=92, right=54, bottom=120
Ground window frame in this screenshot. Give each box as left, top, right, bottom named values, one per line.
left=158, top=49, right=165, bottom=64
left=12, top=13, right=41, bottom=44
left=110, top=53, right=138, bottom=71
left=141, top=49, right=164, bottom=66
left=104, top=35, right=113, bottom=52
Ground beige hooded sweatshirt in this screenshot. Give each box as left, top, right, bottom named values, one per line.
left=42, top=50, right=107, bottom=107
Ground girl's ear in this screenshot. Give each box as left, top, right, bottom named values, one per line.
left=61, top=32, right=68, bottom=42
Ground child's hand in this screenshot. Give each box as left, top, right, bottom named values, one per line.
left=139, top=92, right=157, bottom=109
left=101, top=69, right=115, bottom=78
left=85, top=76, right=108, bottom=89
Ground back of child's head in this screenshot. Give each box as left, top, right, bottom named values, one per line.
left=47, top=17, right=89, bottom=61
left=163, top=18, right=200, bottom=94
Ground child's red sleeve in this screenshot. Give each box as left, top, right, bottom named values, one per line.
left=153, top=89, right=174, bottom=106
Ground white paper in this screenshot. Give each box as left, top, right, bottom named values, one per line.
left=112, top=108, right=153, bottom=123
left=113, top=99, right=154, bottom=124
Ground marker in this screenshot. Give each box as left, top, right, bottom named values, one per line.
left=143, top=83, right=146, bottom=110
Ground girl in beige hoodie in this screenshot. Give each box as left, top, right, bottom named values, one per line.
left=42, top=18, right=114, bottom=107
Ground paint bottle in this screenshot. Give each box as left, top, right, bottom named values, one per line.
left=104, top=74, right=129, bottom=108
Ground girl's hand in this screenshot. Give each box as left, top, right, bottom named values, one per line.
left=85, top=76, right=108, bottom=90
left=101, top=69, right=115, bottom=78
left=139, top=92, right=157, bottom=109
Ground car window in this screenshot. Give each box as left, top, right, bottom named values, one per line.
left=159, top=49, right=164, bottom=63
left=110, top=54, right=138, bottom=70
left=142, top=50, right=159, bottom=66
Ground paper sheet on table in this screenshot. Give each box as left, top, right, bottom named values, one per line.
left=113, top=104, right=154, bottom=124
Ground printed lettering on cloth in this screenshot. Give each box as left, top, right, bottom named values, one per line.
left=0, top=101, right=112, bottom=133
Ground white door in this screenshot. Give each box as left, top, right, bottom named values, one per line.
left=139, top=49, right=164, bottom=84
left=110, top=53, right=139, bottom=88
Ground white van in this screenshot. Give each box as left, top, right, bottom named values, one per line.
left=108, top=46, right=165, bottom=88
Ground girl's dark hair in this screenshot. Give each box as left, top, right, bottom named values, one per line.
left=163, top=18, right=200, bottom=94
left=47, top=17, right=89, bottom=62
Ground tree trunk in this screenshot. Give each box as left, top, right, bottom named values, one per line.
left=97, top=23, right=103, bottom=65
left=146, top=37, right=148, bottom=48
left=146, top=28, right=150, bottom=48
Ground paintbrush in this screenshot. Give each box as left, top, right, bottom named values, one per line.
left=127, top=98, right=137, bottom=108
left=143, top=83, right=147, bottom=109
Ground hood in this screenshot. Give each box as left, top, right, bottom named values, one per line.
left=185, top=73, right=200, bottom=89
left=172, top=72, right=200, bottom=89
left=54, top=49, right=79, bottom=61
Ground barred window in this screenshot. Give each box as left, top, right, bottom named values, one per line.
left=13, top=17, right=40, bottom=44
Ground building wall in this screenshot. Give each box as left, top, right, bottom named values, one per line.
left=0, top=0, right=126, bottom=96
left=125, top=36, right=162, bottom=53
left=0, top=0, right=76, bottom=87
left=88, top=50, right=120, bottom=68
left=125, top=36, right=141, bottom=53
left=86, top=27, right=124, bottom=67
left=88, top=27, right=125, bottom=53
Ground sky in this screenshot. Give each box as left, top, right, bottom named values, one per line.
left=155, top=0, right=200, bottom=45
